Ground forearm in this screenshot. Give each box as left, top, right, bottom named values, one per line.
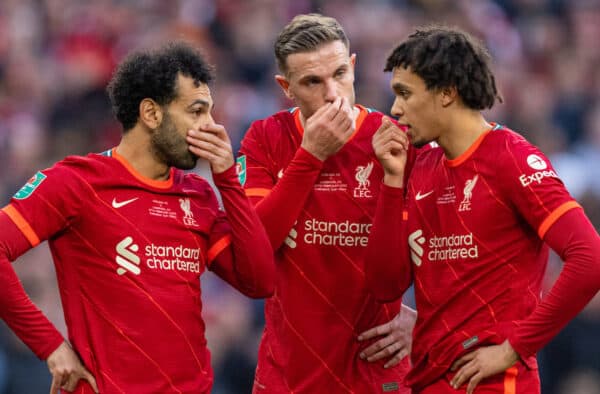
left=213, top=166, right=275, bottom=297
left=509, top=209, right=600, bottom=359
left=0, top=212, right=64, bottom=359
left=365, top=183, right=412, bottom=302
left=254, top=147, right=323, bottom=250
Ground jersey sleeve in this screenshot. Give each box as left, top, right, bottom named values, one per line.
left=0, top=163, right=82, bottom=359
left=5, top=162, right=84, bottom=246
left=205, top=165, right=275, bottom=298
left=365, top=183, right=413, bottom=302
left=497, top=137, right=579, bottom=238
left=239, top=119, right=323, bottom=250
left=508, top=208, right=600, bottom=361
left=496, top=136, right=600, bottom=361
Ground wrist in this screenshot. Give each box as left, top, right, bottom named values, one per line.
left=383, top=173, right=404, bottom=188
left=501, top=340, right=519, bottom=365
left=300, top=143, right=326, bottom=161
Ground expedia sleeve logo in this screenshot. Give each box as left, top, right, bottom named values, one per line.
left=519, top=154, right=559, bottom=187
left=13, top=171, right=46, bottom=200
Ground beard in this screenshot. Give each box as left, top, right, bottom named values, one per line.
left=150, top=112, right=197, bottom=170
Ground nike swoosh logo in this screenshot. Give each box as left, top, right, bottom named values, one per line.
left=112, top=197, right=139, bottom=208
left=415, top=190, right=434, bottom=200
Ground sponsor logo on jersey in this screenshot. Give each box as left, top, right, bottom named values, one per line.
left=526, top=154, right=547, bottom=170
left=518, top=154, right=556, bottom=187
left=116, top=236, right=141, bottom=275
left=179, top=198, right=198, bottom=226
left=13, top=171, right=46, bottom=200
left=408, top=229, right=479, bottom=266
left=112, top=197, right=138, bottom=208
left=302, top=218, right=371, bottom=247
left=284, top=225, right=298, bottom=249
left=408, top=229, right=425, bottom=266
left=415, top=190, right=434, bottom=201
left=519, top=169, right=559, bottom=187
left=353, top=162, right=374, bottom=198
left=236, top=155, right=247, bottom=186
left=458, top=175, right=478, bottom=212
left=518, top=153, right=559, bottom=187
left=115, top=236, right=202, bottom=275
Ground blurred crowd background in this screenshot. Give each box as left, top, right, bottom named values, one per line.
left=0, top=0, right=599, bottom=393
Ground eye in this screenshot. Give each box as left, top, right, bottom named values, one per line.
left=305, top=77, right=320, bottom=86
left=399, top=90, right=410, bottom=99
left=335, top=69, right=346, bottom=78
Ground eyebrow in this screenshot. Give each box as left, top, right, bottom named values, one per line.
left=188, top=99, right=213, bottom=111
left=392, top=82, right=410, bottom=91
left=297, top=64, right=349, bottom=83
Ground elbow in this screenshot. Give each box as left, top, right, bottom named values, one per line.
left=369, top=287, right=403, bottom=304
left=366, top=274, right=403, bottom=303
left=244, top=261, right=276, bottom=299
left=366, top=266, right=409, bottom=303
left=242, top=280, right=274, bottom=299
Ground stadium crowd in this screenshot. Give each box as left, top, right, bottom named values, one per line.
left=0, top=0, right=598, bottom=393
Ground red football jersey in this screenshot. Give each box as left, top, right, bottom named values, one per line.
left=2, top=149, right=263, bottom=393
left=392, top=125, right=580, bottom=390
left=239, top=106, right=411, bottom=393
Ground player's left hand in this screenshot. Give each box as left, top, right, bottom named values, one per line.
left=187, top=123, right=234, bottom=174
left=358, top=305, right=416, bottom=368
left=450, top=339, right=519, bottom=393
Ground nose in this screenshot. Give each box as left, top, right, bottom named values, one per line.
left=324, top=79, right=338, bottom=103
left=390, top=97, right=404, bottom=118
left=197, top=112, right=215, bottom=129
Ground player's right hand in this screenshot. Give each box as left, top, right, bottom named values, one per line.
left=47, top=341, right=99, bottom=393
left=300, top=96, right=355, bottom=161
left=372, top=117, right=408, bottom=187
left=186, top=123, right=235, bottom=174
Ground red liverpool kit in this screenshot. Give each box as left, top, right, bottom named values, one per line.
left=239, top=106, right=412, bottom=393
left=0, top=149, right=274, bottom=393
left=367, top=125, right=600, bottom=392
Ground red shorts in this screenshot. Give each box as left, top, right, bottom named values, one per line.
left=414, top=362, right=540, bottom=394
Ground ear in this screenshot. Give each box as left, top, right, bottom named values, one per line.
left=440, top=86, right=458, bottom=108
left=139, top=98, right=163, bottom=129
left=350, top=53, right=356, bottom=68
left=275, top=75, right=293, bottom=100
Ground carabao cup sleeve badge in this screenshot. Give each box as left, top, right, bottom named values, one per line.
left=236, top=155, right=247, bottom=186
left=13, top=171, right=47, bottom=200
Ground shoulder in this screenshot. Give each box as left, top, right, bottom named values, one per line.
left=245, top=108, right=296, bottom=139
left=484, top=125, right=533, bottom=153
left=357, top=105, right=385, bottom=129
left=46, top=152, right=113, bottom=180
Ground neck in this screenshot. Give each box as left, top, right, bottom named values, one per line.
left=437, top=110, right=492, bottom=160
left=115, top=126, right=171, bottom=181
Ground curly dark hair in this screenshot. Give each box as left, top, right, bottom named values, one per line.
left=107, top=41, right=214, bottom=131
left=385, top=25, right=502, bottom=110
left=275, top=13, right=349, bottom=75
